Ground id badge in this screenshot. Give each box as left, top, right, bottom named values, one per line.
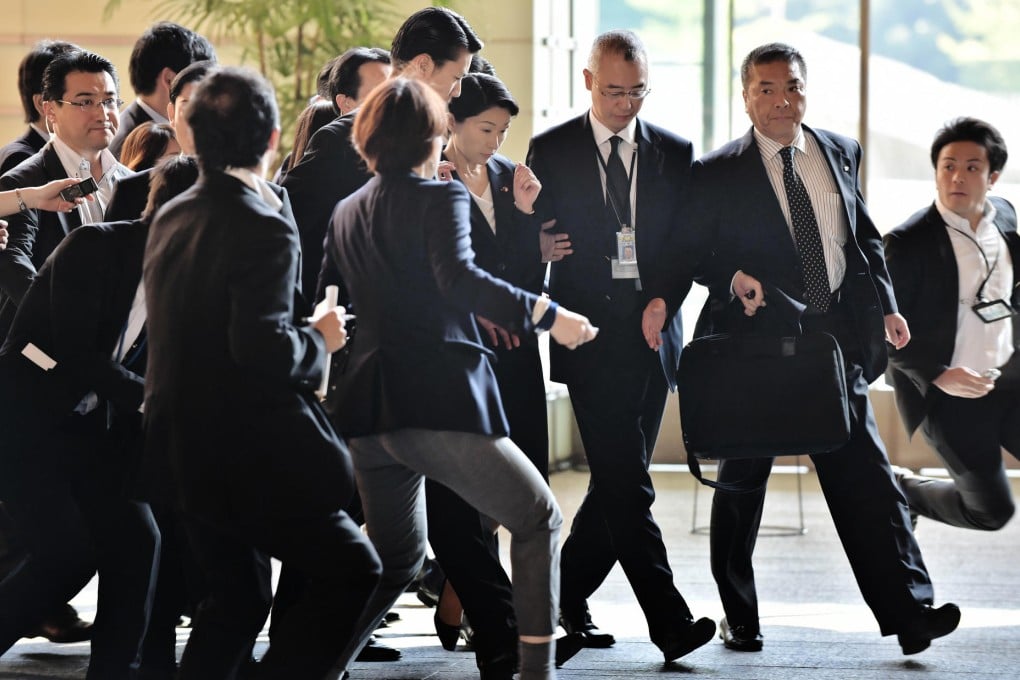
left=612, top=228, right=640, bottom=280
left=972, top=298, right=1015, bottom=323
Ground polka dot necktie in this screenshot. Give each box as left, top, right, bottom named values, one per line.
left=780, top=146, right=830, bottom=312
left=605, top=135, right=631, bottom=229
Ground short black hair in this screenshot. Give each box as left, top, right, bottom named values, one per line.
left=469, top=54, right=496, bottom=77
left=448, top=73, right=518, bottom=122
left=186, top=67, right=279, bottom=172
left=17, top=40, right=78, bottom=123
left=390, top=7, right=483, bottom=72
left=143, top=153, right=200, bottom=222
left=741, top=42, right=807, bottom=89
left=42, top=50, right=119, bottom=102
left=170, top=60, right=217, bottom=103
left=128, top=22, right=216, bottom=95
left=931, top=117, right=1008, bottom=173
left=320, top=47, right=391, bottom=115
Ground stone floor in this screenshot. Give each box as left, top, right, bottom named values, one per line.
left=2, top=467, right=1017, bottom=679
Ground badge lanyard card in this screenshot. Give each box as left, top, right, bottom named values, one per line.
left=596, top=143, right=640, bottom=281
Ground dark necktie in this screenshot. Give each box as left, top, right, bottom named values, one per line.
left=780, top=146, right=830, bottom=312
left=605, top=135, right=631, bottom=229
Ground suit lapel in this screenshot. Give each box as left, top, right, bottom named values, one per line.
left=736, top=130, right=799, bottom=256
left=487, top=157, right=516, bottom=246
left=41, top=146, right=82, bottom=235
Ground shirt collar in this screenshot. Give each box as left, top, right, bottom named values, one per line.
left=935, top=196, right=998, bottom=234
left=49, top=135, right=119, bottom=183
left=588, top=109, right=638, bottom=148
left=29, top=122, right=50, bottom=142
left=136, top=98, right=170, bottom=124
left=225, top=167, right=284, bottom=212
left=753, top=126, right=807, bottom=162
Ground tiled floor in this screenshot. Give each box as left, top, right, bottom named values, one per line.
left=2, top=467, right=1018, bottom=679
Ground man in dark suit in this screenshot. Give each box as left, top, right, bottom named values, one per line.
left=0, top=156, right=200, bottom=679
left=0, top=49, right=130, bottom=340
left=0, top=40, right=78, bottom=176
left=143, top=67, right=380, bottom=680
left=526, top=30, right=714, bottom=663
left=109, top=22, right=215, bottom=158
left=645, top=42, right=959, bottom=657
left=885, top=117, right=1020, bottom=531
left=280, top=46, right=392, bottom=301
left=105, top=60, right=215, bottom=223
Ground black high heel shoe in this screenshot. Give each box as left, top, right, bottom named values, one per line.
left=434, top=610, right=462, bottom=651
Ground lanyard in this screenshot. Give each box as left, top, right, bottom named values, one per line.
left=948, top=224, right=1001, bottom=302
left=594, top=138, right=638, bottom=229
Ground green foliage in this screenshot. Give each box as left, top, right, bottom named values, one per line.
left=103, top=0, right=396, bottom=168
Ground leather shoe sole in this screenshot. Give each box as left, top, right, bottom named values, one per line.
left=660, top=617, right=716, bottom=663
left=897, top=603, right=961, bottom=655
left=555, top=633, right=585, bottom=667
left=356, top=637, right=401, bottom=662
left=720, top=617, right=763, bottom=652
left=558, top=616, right=615, bottom=648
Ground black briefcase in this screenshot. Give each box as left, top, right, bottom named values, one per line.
left=676, top=331, right=850, bottom=460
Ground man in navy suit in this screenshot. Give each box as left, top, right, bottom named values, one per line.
left=109, top=22, right=215, bottom=158
left=526, top=30, right=714, bottom=663
left=885, top=117, right=1019, bottom=531
left=0, top=40, right=77, bottom=176
left=644, top=42, right=959, bottom=657
left=143, top=67, right=380, bottom=679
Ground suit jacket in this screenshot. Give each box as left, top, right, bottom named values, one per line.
left=109, top=101, right=153, bottom=159
left=0, top=220, right=147, bottom=468
left=526, top=113, right=694, bottom=390
left=280, top=112, right=371, bottom=302
left=323, top=173, right=542, bottom=438
left=884, top=197, right=1020, bottom=435
left=0, top=126, right=47, bottom=176
left=105, top=168, right=153, bottom=223
left=142, top=171, right=353, bottom=517
left=451, top=153, right=544, bottom=297
left=0, top=144, right=87, bottom=337
left=687, top=125, right=896, bottom=383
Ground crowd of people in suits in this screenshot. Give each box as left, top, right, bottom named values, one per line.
left=0, top=4, right=1015, bottom=680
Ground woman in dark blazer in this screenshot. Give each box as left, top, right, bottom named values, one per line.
left=320, top=78, right=596, bottom=680
left=424, top=72, right=551, bottom=665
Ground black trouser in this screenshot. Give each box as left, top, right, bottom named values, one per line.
left=0, top=412, right=160, bottom=680
left=559, top=333, right=691, bottom=645
left=710, top=300, right=935, bottom=636
left=180, top=507, right=380, bottom=680
left=908, top=375, right=1020, bottom=530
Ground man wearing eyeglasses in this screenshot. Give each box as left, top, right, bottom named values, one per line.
left=526, top=29, right=713, bottom=664
left=0, top=49, right=130, bottom=340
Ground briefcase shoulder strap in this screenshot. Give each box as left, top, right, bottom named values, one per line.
left=687, top=456, right=773, bottom=494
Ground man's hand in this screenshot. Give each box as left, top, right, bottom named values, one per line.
left=732, top=270, right=765, bottom=316
left=884, top=313, right=910, bottom=350
left=549, top=307, right=598, bottom=349
left=933, top=366, right=994, bottom=398
left=642, top=298, right=667, bottom=351
left=540, top=219, right=572, bottom=262
left=0, top=222, right=7, bottom=251
left=513, top=163, right=541, bottom=214
left=312, top=306, right=349, bottom=354
left=477, top=315, right=520, bottom=350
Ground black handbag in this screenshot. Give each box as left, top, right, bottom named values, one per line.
left=677, top=330, right=850, bottom=461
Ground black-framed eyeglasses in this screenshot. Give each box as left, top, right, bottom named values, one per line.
left=56, top=97, right=124, bottom=112
left=593, top=78, right=651, bottom=100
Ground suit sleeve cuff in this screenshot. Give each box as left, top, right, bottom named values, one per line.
left=532, top=297, right=558, bottom=331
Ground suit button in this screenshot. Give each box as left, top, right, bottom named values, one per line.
left=498, top=263, right=507, bottom=272
left=605, top=295, right=612, bottom=302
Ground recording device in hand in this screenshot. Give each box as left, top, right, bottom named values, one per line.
left=59, top=176, right=100, bottom=202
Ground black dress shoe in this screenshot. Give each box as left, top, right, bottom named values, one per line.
left=657, top=617, right=716, bottom=663
left=897, top=603, right=961, bottom=655
left=434, top=611, right=461, bottom=651
left=719, top=617, right=763, bottom=652
left=477, top=651, right=518, bottom=680
left=559, top=611, right=615, bottom=648
left=26, top=603, right=92, bottom=643
left=356, top=636, right=401, bottom=661
left=555, top=633, right=585, bottom=667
